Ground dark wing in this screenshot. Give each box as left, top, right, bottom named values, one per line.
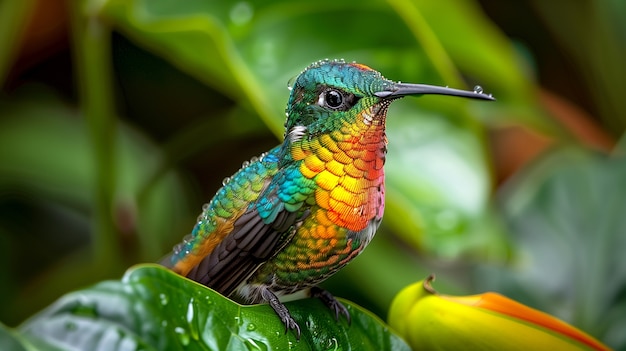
left=185, top=168, right=313, bottom=296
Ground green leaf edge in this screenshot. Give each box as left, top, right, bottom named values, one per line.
left=13, top=265, right=409, bottom=351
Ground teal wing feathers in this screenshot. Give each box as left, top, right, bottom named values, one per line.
left=160, top=146, right=316, bottom=296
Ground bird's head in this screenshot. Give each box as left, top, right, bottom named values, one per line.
left=283, top=59, right=494, bottom=142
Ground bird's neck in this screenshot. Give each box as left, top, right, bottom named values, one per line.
left=290, top=109, right=387, bottom=231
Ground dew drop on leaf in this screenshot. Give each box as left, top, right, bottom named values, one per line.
left=229, top=2, right=253, bottom=25
left=174, top=327, right=190, bottom=346
left=186, top=298, right=195, bottom=323
left=186, top=298, right=200, bottom=340
left=159, top=293, right=169, bottom=306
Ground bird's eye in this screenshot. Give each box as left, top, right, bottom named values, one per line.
left=317, top=88, right=360, bottom=111
left=324, top=90, right=343, bottom=108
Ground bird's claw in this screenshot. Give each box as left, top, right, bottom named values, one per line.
left=280, top=313, right=301, bottom=340
left=261, top=287, right=302, bottom=340
left=311, top=286, right=351, bottom=324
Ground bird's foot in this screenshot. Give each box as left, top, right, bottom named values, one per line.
left=261, top=287, right=301, bottom=340
left=311, top=286, right=351, bottom=324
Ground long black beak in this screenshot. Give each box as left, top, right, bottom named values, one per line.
left=375, top=82, right=495, bottom=101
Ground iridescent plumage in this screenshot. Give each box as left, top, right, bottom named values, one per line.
left=160, top=59, right=494, bottom=338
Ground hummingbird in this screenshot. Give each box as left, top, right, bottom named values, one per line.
left=160, top=59, right=494, bottom=339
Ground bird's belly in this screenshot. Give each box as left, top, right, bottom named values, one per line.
left=246, top=206, right=382, bottom=296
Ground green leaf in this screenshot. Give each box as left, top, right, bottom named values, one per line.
left=15, top=265, right=409, bottom=351
left=481, top=147, right=626, bottom=349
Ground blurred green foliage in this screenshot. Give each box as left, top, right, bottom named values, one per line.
left=0, top=0, right=624, bottom=349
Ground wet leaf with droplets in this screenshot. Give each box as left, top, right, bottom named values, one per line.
left=13, top=265, right=410, bottom=350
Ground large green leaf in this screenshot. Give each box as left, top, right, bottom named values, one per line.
left=480, top=147, right=626, bottom=350
left=14, top=265, right=409, bottom=351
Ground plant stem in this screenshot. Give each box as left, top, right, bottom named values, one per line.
left=69, top=0, right=119, bottom=269
left=387, top=0, right=464, bottom=87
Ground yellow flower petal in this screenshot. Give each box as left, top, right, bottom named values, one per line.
left=389, top=275, right=611, bottom=351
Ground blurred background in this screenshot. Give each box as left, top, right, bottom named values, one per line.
left=0, top=0, right=624, bottom=349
